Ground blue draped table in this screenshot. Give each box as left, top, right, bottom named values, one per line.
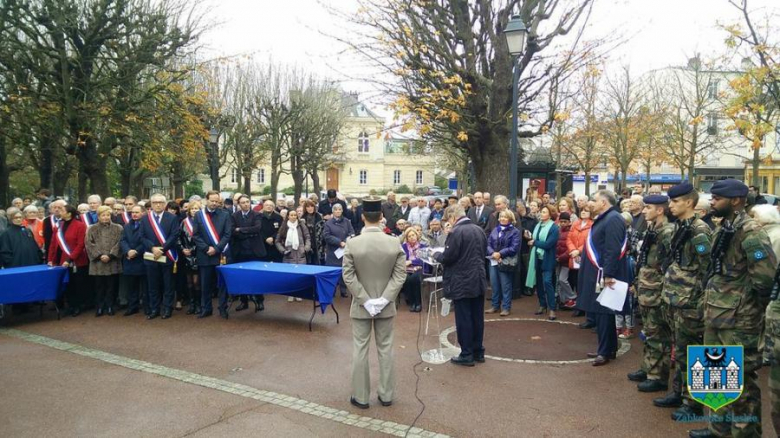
left=217, top=262, right=342, bottom=330
left=0, top=265, right=69, bottom=318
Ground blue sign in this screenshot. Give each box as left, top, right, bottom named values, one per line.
left=448, top=178, right=458, bottom=190
left=572, top=175, right=599, bottom=183
left=687, top=345, right=744, bottom=411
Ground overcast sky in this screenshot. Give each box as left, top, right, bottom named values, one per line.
left=201, top=0, right=779, bottom=111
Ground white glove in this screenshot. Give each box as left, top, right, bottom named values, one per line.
left=362, top=300, right=380, bottom=317
left=373, top=297, right=390, bottom=313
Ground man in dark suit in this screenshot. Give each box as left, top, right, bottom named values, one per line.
left=231, top=195, right=266, bottom=312
left=392, top=196, right=412, bottom=228
left=381, top=192, right=400, bottom=230
left=120, top=204, right=147, bottom=316
left=467, top=191, right=494, bottom=232
left=258, top=199, right=283, bottom=263
left=485, top=195, right=508, bottom=236
left=318, top=189, right=347, bottom=220
left=192, top=191, right=233, bottom=319
left=42, top=199, right=66, bottom=255
left=140, top=194, right=181, bottom=320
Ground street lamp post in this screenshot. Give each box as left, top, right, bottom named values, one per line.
left=503, top=15, right=528, bottom=208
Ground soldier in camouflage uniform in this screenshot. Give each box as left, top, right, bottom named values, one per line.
left=652, top=183, right=711, bottom=422
left=690, top=179, right=777, bottom=438
left=767, top=297, right=780, bottom=436
left=627, top=195, right=675, bottom=392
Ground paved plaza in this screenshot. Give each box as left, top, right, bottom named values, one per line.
left=0, top=295, right=774, bottom=437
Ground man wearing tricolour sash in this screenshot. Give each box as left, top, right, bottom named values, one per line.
left=192, top=190, right=233, bottom=319
left=139, top=193, right=180, bottom=320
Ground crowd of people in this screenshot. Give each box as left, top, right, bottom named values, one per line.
left=2, top=181, right=780, bottom=437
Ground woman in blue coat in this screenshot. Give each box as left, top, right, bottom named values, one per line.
left=525, top=205, right=560, bottom=320
left=323, top=203, right=355, bottom=297
left=486, top=210, right=521, bottom=316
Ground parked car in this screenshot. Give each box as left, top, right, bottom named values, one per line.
left=425, top=186, right=442, bottom=195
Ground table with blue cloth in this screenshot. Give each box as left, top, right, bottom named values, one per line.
left=217, top=262, right=342, bottom=330
left=0, top=265, right=69, bottom=319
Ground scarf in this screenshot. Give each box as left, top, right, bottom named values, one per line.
left=285, top=220, right=300, bottom=250
left=525, top=220, right=553, bottom=288
left=406, top=240, right=420, bottom=262
left=498, top=223, right=512, bottom=239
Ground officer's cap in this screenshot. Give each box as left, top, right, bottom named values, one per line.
left=362, top=196, right=382, bottom=212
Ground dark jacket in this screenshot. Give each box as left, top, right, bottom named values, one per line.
left=192, top=208, right=232, bottom=267
left=434, top=216, right=488, bottom=300
left=178, top=217, right=198, bottom=270
left=0, top=224, right=42, bottom=268
left=318, top=199, right=347, bottom=218
left=529, top=221, right=560, bottom=272
left=576, top=207, right=629, bottom=315
left=323, top=216, right=355, bottom=266
left=120, top=221, right=146, bottom=276
left=139, top=211, right=181, bottom=266
left=347, top=205, right=364, bottom=235
left=393, top=204, right=412, bottom=227
left=230, top=209, right=266, bottom=260
left=302, top=211, right=324, bottom=264
left=42, top=215, right=60, bottom=254
left=487, top=224, right=521, bottom=259
left=258, top=211, right=283, bottom=262
left=382, top=201, right=400, bottom=229
left=519, top=215, right=539, bottom=255
left=555, top=224, right=571, bottom=266
left=468, top=205, right=494, bottom=232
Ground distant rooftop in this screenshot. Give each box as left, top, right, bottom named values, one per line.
left=342, top=92, right=382, bottom=121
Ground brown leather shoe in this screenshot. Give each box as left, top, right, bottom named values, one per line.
left=485, top=307, right=499, bottom=314
left=592, top=355, right=610, bottom=366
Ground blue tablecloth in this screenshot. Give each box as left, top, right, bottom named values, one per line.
left=0, top=265, right=69, bottom=304
left=217, top=262, right=342, bottom=312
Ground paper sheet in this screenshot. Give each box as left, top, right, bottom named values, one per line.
left=334, top=248, right=345, bottom=259
left=487, top=256, right=498, bottom=266
left=596, top=280, right=629, bottom=311
left=572, top=258, right=581, bottom=270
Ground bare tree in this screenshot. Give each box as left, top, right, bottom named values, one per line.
left=601, top=66, right=644, bottom=193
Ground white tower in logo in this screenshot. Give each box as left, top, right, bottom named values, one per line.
left=726, top=357, right=741, bottom=390
left=691, top=358, right=705, bottom=390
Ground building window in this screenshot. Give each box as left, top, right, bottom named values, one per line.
left=706, top=113, right=718, bottom=135
left=707, top=80, right=720, bottom=99
left=256, top=168, right=265, bottom=184
left=358, top=131, right=369, bottom=153
left=416, top=170, right=423, bottom=185
left=359, top=170, right=367, bottom=185
left=231, top=168, right=238, bottom=183
left=393, top=170, right=401, bottom=185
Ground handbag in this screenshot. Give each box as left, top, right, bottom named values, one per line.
left=498, top=254, right=518, bottom=272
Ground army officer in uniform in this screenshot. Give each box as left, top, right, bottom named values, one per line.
left=342, top=196, right=406, bottom=409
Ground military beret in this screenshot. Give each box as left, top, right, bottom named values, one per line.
left=362, top=196, right=382, bottom=212
left=644, top=194, right=669, bottom=205
left=710, top=179, right=748, bottom=198
left=667, top=183, right=694, bottom=199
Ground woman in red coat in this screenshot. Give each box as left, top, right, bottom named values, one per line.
left=48, top=204, right=90, bottom=316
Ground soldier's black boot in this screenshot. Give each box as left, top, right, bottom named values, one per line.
left=653, top=392, right=682, bottom=408
left=637, top=379, right=668, bottom=392
left=688, top=428, right=716, bottom=438
left=627, top=369, right=647, bottom=382
left=671, top=403, right=702, bottom=422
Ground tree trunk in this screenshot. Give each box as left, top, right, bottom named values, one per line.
left=243, top=172, right=252, bottom=198
left=77, top=165, right=88, bottom=203
left=39, top=136, right=55, bottom=191
left=76, top=137, right=110, bottom=198
left=584, top=171, right=591, bottom=196
left=0, top=135, right=9, bottom=207
left=472, top=140, right=511, bottom=199
left=753, top=146, right=761, bottom=188
left=312, top=171, right=321, bottom=198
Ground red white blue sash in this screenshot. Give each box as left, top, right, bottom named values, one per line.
left=49, top=215, right=60, bottom=231
left=183, top=217, right=194, bottom=237
left=199, top=209, right=229, bottom=253
left=121, top=212, right=131, bottom=225
left=56, top=226, right=72, bottom=258
left=584, top=228, right=628, bottom=270
left=148, top=213, right=178, bottom=263
left=81, top=213, right=94, bottom=226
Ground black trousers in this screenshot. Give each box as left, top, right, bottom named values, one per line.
left=122, top=274, right=145, bottom=312
left=235, top=253, right=264, bottom=304
left=65, top=268, right=89, bottom=310
left=594, top=312, right=618, bottom=357
left=453, top=296, right=485, bottom=358
left=93, top=275, right=117, bottom=309
left=146, top=263, right=174, bottom=313
left=199, top=265, right=227, bottom=312
left=402, top=270, right=422, bottom=307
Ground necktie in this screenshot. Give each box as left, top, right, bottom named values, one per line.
left=155, top=214, right=161, bottom=224
left=134, top=222, right=139, bottom=230
left=478, top=207, right=482, bottom=218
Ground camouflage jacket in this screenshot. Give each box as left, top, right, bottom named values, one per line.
left=663, top=217, right=712, bottom=312
left=637, top=220, right=674, bottom=307
left=704, top=211, right=776, bottom=331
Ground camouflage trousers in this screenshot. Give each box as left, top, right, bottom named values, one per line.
left=704, top=327, right=763, bottom=438
left=639, top=303, right=671, bottom=382
left=765, top=305, right=776, bottom=364
left=767, top=300, right=780, bottom=437
left=670, top=307, right=704, bottom=406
